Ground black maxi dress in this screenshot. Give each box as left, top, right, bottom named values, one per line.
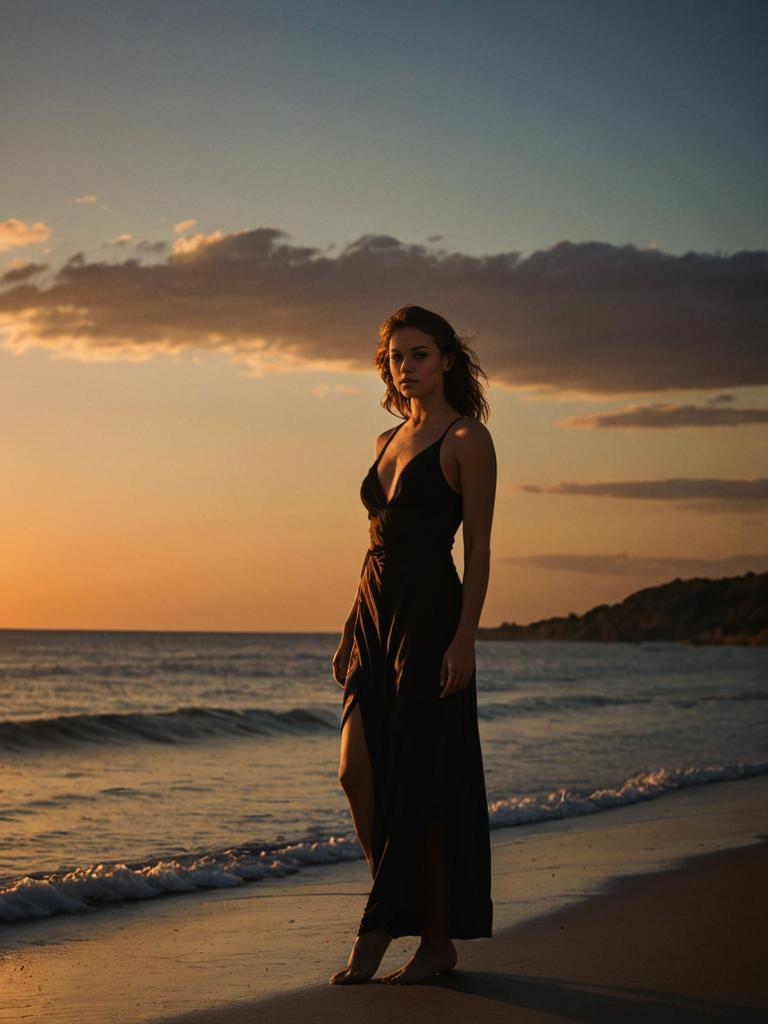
left=340, top=415, right=493, bottom=940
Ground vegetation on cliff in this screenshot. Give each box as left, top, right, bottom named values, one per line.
left=479, top=571, right=768, bottom=646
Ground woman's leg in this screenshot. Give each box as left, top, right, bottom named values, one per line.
left=330, top=700, right=392, bottom=984
left=337, top=699, right=374, bottom=875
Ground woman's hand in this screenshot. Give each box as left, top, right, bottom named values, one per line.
left=439, top=633, right=476, bottom=698
left=332, top=628, right=355, bottom=688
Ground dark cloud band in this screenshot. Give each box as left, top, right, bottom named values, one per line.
left=1, top=230, right=766, bottom=396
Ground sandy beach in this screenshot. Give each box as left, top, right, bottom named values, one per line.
left=1, top=772, right=766, bottom=1023
left=166, top=837, right=768, bottom=1024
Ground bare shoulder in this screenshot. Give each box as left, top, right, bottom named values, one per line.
left=451, top=417, right=495, bottom=457
left=451, top=419, right=496, bottom=512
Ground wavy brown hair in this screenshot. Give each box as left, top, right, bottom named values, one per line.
left=374, top=305, right=490, bottom=422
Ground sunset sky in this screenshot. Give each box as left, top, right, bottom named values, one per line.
left=1, top=0, right=767, bottom=632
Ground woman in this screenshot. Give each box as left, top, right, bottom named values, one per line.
left=330, top=304, right=496, bottom=985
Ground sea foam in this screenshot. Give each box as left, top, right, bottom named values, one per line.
left=1, top=758, right=766, bottom=924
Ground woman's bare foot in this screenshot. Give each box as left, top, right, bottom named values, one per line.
left=328, top=928, right=392, bottom=985
left=378, top=937, right=457, bottom=984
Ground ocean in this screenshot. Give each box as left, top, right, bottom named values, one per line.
left=0, top=629, right=766, bottom=925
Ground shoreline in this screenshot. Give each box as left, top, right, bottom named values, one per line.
left=1, top=773, right=766, bottom=1023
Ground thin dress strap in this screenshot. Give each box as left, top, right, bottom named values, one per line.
left=373, top=420, right=407, bottom=465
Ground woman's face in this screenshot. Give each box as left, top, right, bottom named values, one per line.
left=388, top=326, right=450, bottom=399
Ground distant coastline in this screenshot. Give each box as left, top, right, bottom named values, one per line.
left=479, top=570, right=768, bottom=646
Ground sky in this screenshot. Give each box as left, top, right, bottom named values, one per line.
left=1, top=0, right=767, bottom=632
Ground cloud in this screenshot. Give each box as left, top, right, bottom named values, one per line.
left=519, top=477, right=768, bottom=499
left=497, top=551, right=768, bottom=578
left=561, top=402, right=768, bottom=429
left=0, top=228, right=765, bottom=394
left=171, top=230, right=227, bottom=257
left=174, top=219, right=197, bottom=234
left=0, top=218, right=51, bottom=253
left=311, top=382, right=361, bottom=397
left=75, top=195, right=98, bottom=204
left=1, top=262, right=48, bottom=284
left=516, top=476, right=768, bottom=513
left=135, top=239, right=168, bottom=255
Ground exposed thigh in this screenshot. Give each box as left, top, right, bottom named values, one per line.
left=339, top=699, right=372, bottom=782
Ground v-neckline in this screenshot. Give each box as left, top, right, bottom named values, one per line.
left=372, top=417, right=461, bottom=508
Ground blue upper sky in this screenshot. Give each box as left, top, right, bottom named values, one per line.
left=3, top=0, right=766, bottom=261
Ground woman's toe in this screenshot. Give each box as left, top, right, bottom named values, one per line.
left=330, top=967, right=353, bottom=984
left=332, top=965, right=373, bottom=985
left=330, top=967, right=355, bottom=984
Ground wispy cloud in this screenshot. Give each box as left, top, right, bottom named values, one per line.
left=1, top=262, right=48, bottom=284
left=519, top=477, right=768, bottom=499
left=135, top=240, right=167, bottom=255
left=497, top=551, right=768, bottom=578
left=516, top=476, right=768, bottom=513
left=561, top=402, right=768, bottom=429
left=311, top=382, right=361, bottom=398
left=0, top=218, right=51, bottom=253
left=0, top=228, right=765, bottom=395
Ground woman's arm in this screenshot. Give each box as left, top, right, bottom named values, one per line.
left=341, top=548, right=370, bottom=634
left=334, top=547, right=370, bottom=686
left=440, top=421, right=496, bottom=696
left=455, top=421, right=496, bottom=637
